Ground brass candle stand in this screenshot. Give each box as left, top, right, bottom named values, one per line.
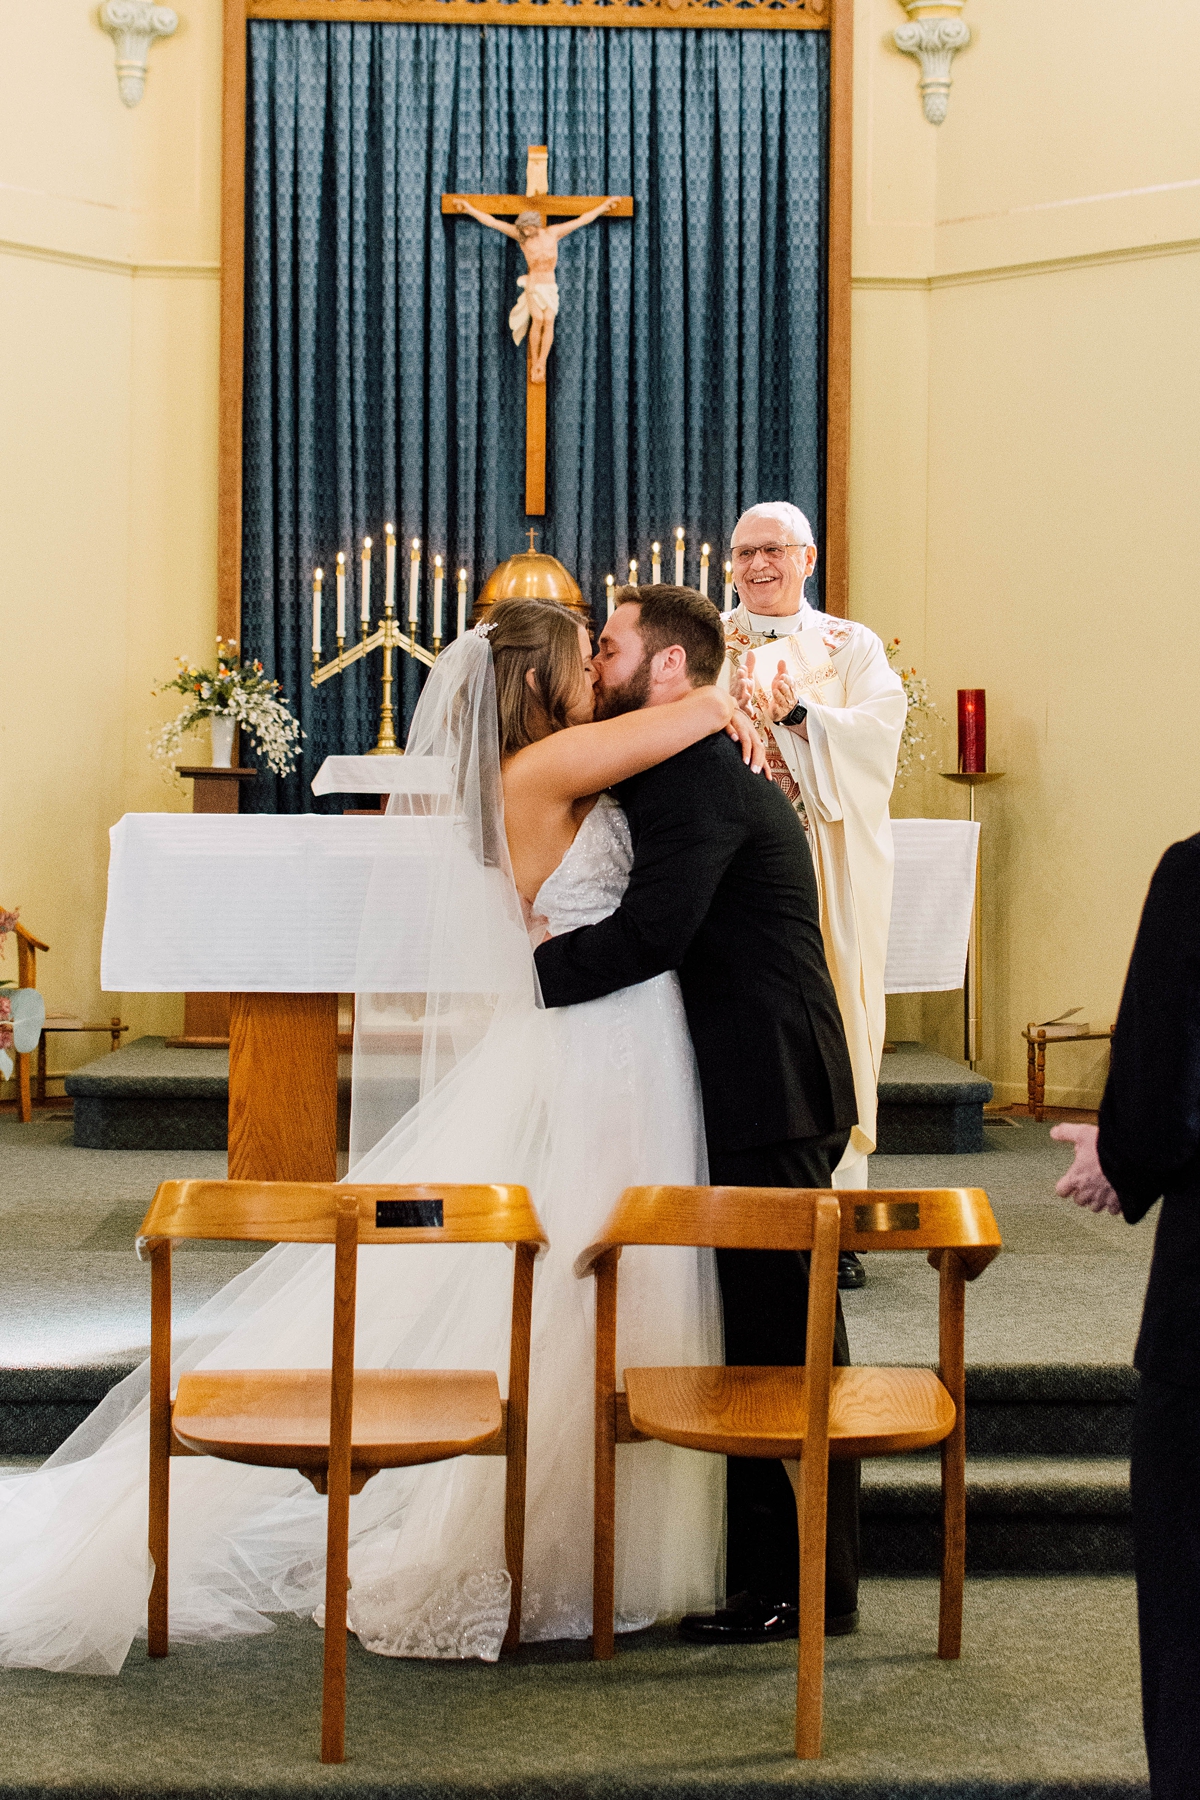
left=311, top=602, right=435, bottom=755
left=940, top=769, right=1005, bottom=1069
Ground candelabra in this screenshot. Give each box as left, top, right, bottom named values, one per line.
left=310, top=531, right=437, bottom=755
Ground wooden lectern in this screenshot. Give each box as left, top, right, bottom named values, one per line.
left=100, top=812, right=470, bottom=1184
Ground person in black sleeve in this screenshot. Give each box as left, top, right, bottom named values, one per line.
left=534, top=585, right=862, bottom=1639
left=1053, top=832, right=1200, bottom=1798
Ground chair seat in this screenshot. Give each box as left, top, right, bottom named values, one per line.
left=624, top=1364, right=955, bottom=1460
left=172, top=1367, right=503, bottom=1470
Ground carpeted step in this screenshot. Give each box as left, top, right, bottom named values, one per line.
left=64, top=1036, right=229, bottom=1151
left=876, top=1040, right=994, bottom=1153
left=862, top=1452, right=1132, bottom=1574
left=0, top=1364, right=140, bottom=1455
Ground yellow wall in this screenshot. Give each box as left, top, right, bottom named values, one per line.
left=852, top=0, right=1200, bottom=1105
left=3, top=0, right=1197, bottom=1106
left=0, top=0, right=221, bottom=1069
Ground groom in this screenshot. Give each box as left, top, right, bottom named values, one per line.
left=534, top=584, right=862, bottom=1639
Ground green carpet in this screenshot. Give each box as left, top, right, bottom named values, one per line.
left=0, top=1579, right=1146, bottom=1797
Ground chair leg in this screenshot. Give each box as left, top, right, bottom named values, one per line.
left=938, top=1252, right=967, bottom=1660
left=786, top=1455, right=826, bottom=1760
left=502, top=1244, right=534, bottom=1654
left=320, top=1468, right=350, bottom=1763
left=16, top=1050, right=31, bottom=1125
left=592, top=1258, right=618, bottom=1661
left=147, top=1248, right=172, bottom=1658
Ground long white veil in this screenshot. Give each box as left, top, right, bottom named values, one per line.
left=348, top=628, right=539, bottom=1166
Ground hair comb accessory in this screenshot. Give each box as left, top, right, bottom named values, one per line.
left=472, top=621, right=497, bottom=638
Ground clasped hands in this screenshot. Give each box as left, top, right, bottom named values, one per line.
left=732, top=651, right=809, bottom=740
left=1050, top=1122, right=1122, bottom=1216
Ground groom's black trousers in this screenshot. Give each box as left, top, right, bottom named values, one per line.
left=707, top=1129, right=860, bottom=1619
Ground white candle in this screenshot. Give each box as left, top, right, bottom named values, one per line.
left=651, top=541, right=661, bottom=584
left=628, top=559, right=638, bottom=589
left=336, top=553, right=346, bottom=639
left=384, top=525, right=396, bottom=615
left=699, top=543, right=710, bottom=598
left=312, top=567, right=323, bottom=655
left=457, top=568, right=468, bottom=637
left=408, top=539, right=421, bottom=627
left=606, top=573, right=615, bottom=618
left=724, top=560, right=734, bottom=609
left=361, top=537, right=371, bottom=625
left=675, top=527, right=685, bottom=585
left=433, top=555, right=444, bottom=641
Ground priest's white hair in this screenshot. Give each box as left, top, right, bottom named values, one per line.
left=733, top=501, right=816, bottom=548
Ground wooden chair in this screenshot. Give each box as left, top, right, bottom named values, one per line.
left=578, top=1183, right=1001, bottom=1760
left=578, top=1186, right=841, bottom=1758
left=0, top=909, right=128, bottom=1120
left=138, top=1179, right=547, bottom=1763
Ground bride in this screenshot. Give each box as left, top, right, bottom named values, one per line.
left=0, top=598, right=765, bottom=1675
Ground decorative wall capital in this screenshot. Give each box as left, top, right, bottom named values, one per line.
left=98, top=0, right=178, bottom=108
left=894, top=3, right=971, bottom=126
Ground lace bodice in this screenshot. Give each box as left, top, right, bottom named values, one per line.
left=533, top=793, right=632, bottom=935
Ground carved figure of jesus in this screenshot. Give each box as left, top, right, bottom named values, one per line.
left=453, top=196, right=621, bottom=383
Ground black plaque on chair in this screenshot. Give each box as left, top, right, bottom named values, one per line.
left=375, top=1199, right=444, bottom=1229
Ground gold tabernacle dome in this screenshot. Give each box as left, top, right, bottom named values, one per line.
left=474, top=548, right=589, bottom=622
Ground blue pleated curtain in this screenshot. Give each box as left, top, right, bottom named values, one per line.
left=241, top=20, right=829, bottom=810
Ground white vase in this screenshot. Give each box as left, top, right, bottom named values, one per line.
left=210, top=715, right=235, bottom=767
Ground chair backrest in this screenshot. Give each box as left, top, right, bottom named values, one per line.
left=575, top=1184, right=835, bottom=1279
left=833, top=1188, right=1000, bottom=1279
left=139, top=1180, right=547, bottom=1251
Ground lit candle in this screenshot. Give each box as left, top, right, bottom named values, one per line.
left=651, top=541, right=661, bottom=584
left=360, top=537, right=372, bottom=626
left=335, top=552, right=347, bottom=640
left=699, top=543, right=710, bottom=598
left=432, top=555, right=444, bottom=643
left=957, top=689, right=987, bottom=773
left=606, top=573, right=615, bottom=618
left=408, top=538, right=421, bottom=628
left=628, top=559, right=638, bottom=589
left=723, top=560, right=733, bottom=610
left=312, top=567, right=323, bottom=655
left=384, top=524, right=396, bottom=615
left=675, top=527, right=685, bottom=585
left=457, top=567, right=468, bottom=637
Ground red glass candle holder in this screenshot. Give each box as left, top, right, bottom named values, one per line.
left=957, top=689, right=986, bottom=773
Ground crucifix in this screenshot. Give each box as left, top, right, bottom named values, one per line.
left=442, top=147, right=633, bottom=516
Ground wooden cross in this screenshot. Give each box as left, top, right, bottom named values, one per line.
left=442, top=148, right=633, bottom=517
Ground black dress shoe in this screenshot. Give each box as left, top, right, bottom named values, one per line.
left=678, top=1593, right=859, bottom=1643
left=838, top=1251, right=866, bottom=1290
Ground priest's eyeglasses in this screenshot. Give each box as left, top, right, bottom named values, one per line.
left=730, top=543, right=804, bottom=565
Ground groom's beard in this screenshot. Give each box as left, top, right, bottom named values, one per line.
left=594, top=654, right=653, bottom=719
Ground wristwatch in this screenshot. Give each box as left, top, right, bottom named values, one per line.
left=781, top=701, right=808, bottom=728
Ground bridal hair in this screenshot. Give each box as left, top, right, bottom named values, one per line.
left=487, top=598, right=590, bottom=758
left=611, top=584, right=725, bottom=688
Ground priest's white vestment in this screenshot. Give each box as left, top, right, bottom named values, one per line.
left=721, top=601, right=906, bottom=1184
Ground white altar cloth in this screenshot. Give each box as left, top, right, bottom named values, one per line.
left=884, top=819, right=979, bottom=994
left=100, top=814, right=524, bottom=995
left=310, top=755, right=452, bottom=797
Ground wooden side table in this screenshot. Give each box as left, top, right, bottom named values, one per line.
left=1022, top=1024, right=1114, bottom=1121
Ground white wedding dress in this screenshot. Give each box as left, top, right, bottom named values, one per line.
left=0, top=793, right=723, bottom=1676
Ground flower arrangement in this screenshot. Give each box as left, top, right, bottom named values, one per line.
left=886, top=637, right=944, bottom=785
left=150, top=638, right=303, bottom=778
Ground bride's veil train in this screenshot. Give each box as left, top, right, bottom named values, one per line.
left=0, top=626, right=722, bottom=1674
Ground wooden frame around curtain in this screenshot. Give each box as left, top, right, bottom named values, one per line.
left=217, top=0, right=853, bottom=634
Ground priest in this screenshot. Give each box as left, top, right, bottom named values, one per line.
left=721, top=504, right=906, bottom=1269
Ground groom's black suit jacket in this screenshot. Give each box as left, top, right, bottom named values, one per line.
left=533, top=732, right=857, bottom=1154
